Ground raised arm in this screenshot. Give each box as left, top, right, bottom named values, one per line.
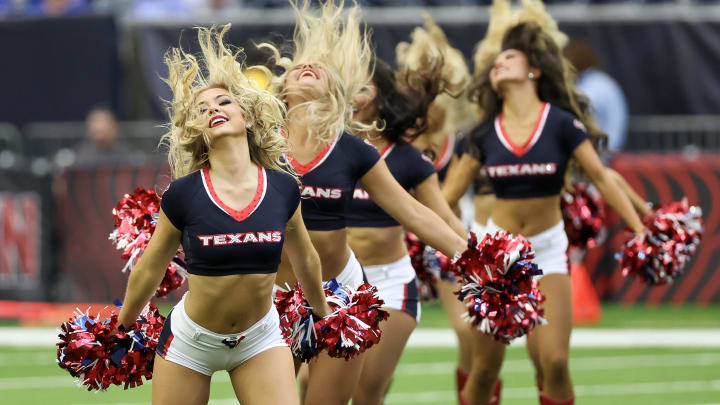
left=118, top=210, right=182, bottom=327
left=360, top=159, right=467, bottom=258
left=413, top=173, right=467, bottom=238
left=442, top=153, right=481, bottom=207
left=283, top=203, right=332, bottom=318
left=573, top=140, right=645, bottom=234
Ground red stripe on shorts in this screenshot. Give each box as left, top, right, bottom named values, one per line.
left=160, top=334, right=174, bottom=359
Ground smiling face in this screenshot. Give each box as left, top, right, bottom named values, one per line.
left=284, top=62, right=330, bottom=100
left=195, top=87, right=247, bottom=138
left=489, top=48, right=539, bottom=91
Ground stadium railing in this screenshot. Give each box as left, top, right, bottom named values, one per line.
left=625, top=115, right=720, bottom=152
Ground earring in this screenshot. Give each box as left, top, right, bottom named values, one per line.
left=528, top=72, right=535, bottom=79
left=245, top=123, right=252, bottom=130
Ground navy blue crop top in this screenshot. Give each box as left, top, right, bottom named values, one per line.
left=160, top=166, right=300, bottom=276
left=470, top=103, right=588, bottom=199
left=287, top=131, right=381, bottom=231
left=347, top=140, right=436, bottom=228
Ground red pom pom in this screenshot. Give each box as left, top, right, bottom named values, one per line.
left=274, top=281, right=389, bottom=362
left=561, top=182, right=607, bottom=249
left=404, top=233, right=438, bottom=301
left=56, top=303, right=165, bottom=391
left=617, top=198, right=703, bottom=285
left=109, top=188, right=186, bottom=297
left=403, top=233, right=456, bottom=302
left=453, top=232, right=545, bottom=344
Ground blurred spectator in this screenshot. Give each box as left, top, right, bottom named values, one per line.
left=0, top=0, right=13, bottom=17
left=565, top=38, right=628, bottom=154
left=23, top=0, right=91, bottom=16
left=74, top=106, right=135, bottom=166
left=132, top=0, right=240, bottom=19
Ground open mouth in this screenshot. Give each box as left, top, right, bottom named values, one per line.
left=299, top=68, right=318, bottom=80
left=210, top=115, right=228, bottom=128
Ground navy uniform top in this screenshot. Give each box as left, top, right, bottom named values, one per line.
left=287, top=131, right=381, bottom=231
left=435, top=132, right=464, bottom=183
left=470, top=103, right=588, bottom=199
left=160, top=166, right=300, bottom=276
left=347, top=139, right=436, bottom=228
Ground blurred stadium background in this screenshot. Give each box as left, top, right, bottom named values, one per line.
left=1, top=0, right=719, bottom=404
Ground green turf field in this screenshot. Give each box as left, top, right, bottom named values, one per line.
left=2, top=346, right=719, bottom=405
left=1, top=303, right=719, bottom=405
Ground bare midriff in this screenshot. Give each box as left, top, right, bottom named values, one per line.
left=274, top=228, right=352, bottom=287
left=347, top=225, right=407, bottom=266
left=491, top=195, right=562, bottom=236
left=183, top=272, right=276, bottom=334
left=473, top=194, right=497, bottom=227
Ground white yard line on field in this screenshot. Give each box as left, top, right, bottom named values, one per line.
left=407, top=329, right=720, bottom=348
left=3, top=327, right=720, bottom=348
left=395, top=352, right=720, bottom=376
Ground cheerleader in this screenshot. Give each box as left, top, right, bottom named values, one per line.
left=116, top=26, right=332, bottom=405
left=259, top=2, right=467, bottom=404
left=442, top=1, right=646, bottom=404
left=346, top=51, right=467, bottom=403
left=400, top=15, right=482, bottom=404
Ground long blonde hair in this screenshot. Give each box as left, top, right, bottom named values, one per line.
left=396, top=13, right=477, bottom=151
left=160, top=25, right=292, bottom=180
left=258, top=0, right=374, bottom=143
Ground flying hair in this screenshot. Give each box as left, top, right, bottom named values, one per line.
left=469, top=0, right=606, bottom=184
left=472, top=0, right=567, bottom=78
left=160, top=25, right=292, bottom=181
left=396, top=13, right=478, bottom=147
left=258, top=0, right=374, bottom=144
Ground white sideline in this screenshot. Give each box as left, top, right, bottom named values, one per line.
left=2, top=327, right=720, bottom=348
left=394, top=352, right=720, bottom=376
left=407, top=328, right=720, bottom=348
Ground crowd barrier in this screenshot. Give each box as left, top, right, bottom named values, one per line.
left=0, top=152, right=717, bottom=304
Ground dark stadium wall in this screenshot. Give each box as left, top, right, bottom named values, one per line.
left=0, top=17, right=718, bottom=125
left=0, top=16, right=121, bottom=126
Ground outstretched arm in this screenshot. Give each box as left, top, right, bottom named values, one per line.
left=118, top=210, right=182, bottom=327
left=413, top=173, right=467, bottom=238
left=442, top=153, right=482, bottom=207
left=605, top=167, right=652, bottom=216
left=573, top=140, right=645, bottom=234
left=283, top=203, right=332, bottom=318
left=360, top=160, right=467, bottom=258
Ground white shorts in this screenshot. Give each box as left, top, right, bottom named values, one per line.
left=156, top=294, right=287, bottom=376
left=471, top=220, right=488, bottom=238
left=273, top=249, right=366, bottom=296
left=485, top=219, right=569, bottom=279
left=363, top=255, right=421, bottom=323
left=332, top=249, right=366, bottom=288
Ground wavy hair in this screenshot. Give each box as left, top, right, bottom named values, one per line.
left=160, top=25, right=292, bottom=180
left=258, top=0, right=374, bottom=144
left=469, top=0, right=606, bottom=166
left=396, top=13, right=477, bottom=153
